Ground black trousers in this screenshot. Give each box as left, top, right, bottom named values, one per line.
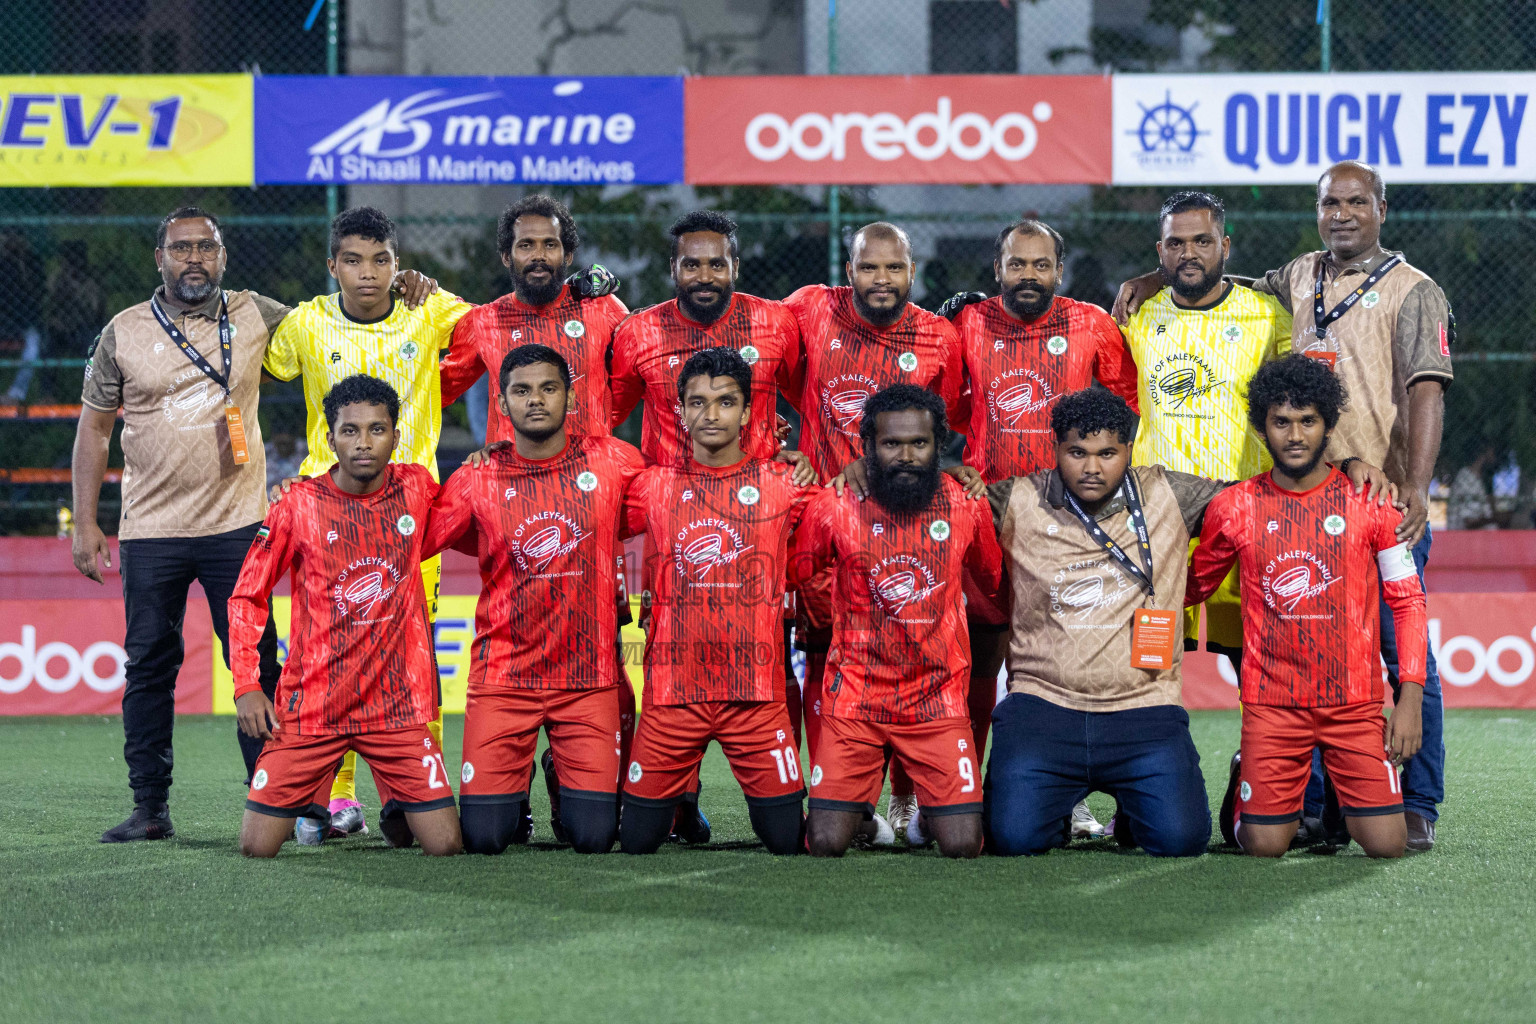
left=119, top=522, right=280, bottom=805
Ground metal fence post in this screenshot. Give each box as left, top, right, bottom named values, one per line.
left=325, top=0, right=340, bottom=288
left=826, top=0, right=841, bottom=286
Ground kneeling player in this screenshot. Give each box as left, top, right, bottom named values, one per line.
left=231, top=376, right=461, bottom=857
left=619, top=348, right=816, bottom=854
left=798, top=385, right=1002, bottom=858
left=426, top=344, right=643, bottom=854
left=1189, top=356, right=1425, bottom=858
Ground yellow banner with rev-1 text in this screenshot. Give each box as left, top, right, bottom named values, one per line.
left=211, top=595, right=648, bottom=715
left=0, top=75, right=252, bottom=186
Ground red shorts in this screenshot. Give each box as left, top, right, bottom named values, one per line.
left=1238, top=701, right=1403, bottom=825
left=246, top=724, right=454, bottom=818
left=808, top=715, right=982, bottom=817
left=625, top=701, right=805, bottom=807
left=460, top=687, right=621, bottom=805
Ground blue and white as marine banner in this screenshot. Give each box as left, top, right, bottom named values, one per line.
left=1112, top=73, right=1534, bottom=185
left=254, top=75, right=684, bottom=185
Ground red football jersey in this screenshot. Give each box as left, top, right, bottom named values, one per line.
left=424, top=435, right=644, bottom=693
left=623, top=456, right=814, bottom=705
left=230, top=464, right=440, bottom=736
left=784, top=285, right=965, bottom=480
left=609, top=293, right=801, bottom=468
left=1187, top=468, right=1427, bottom=708
left=955, top=295, right=1140, bottom=482
left=439, top=287, right=628, bottom=443
left=792, top=475, right=1003, bottom=723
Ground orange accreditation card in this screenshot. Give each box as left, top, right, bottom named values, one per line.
left=225, top=403, right=250, bottom=465
left=1130, top=608, right=1178, bottom=670
left=1303, top=350, right=1338, bottom=369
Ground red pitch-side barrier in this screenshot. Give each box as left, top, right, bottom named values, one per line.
left=4, top=533, right=1533, bottom=714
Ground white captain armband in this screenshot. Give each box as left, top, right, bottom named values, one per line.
left=1377, top=542, right=1417, bottom=583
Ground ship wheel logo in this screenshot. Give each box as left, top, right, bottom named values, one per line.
left=1130, top=91, right=1206, bottom=154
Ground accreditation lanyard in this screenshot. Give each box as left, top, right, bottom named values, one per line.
left=1312, top=253, right=1401, bottom=341
left=1062, top=471, right=1155, bottom=599
left=151, top=291, right=232, bottom=397
left=150, top=292, right=250, bottom=463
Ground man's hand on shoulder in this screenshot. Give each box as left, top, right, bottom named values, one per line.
left=774, top=449, right=818, bottom=487
left=945, top=464, right=986, bottom=499
left=268, top=475, right=309, bottom=504
left=464, top=440, right=511, bottom=468
left=828, top=458, right=868, bottom=500
left=392, top=269, right=439, bottom=309
left=1112, top=270, right=1164, bottom=325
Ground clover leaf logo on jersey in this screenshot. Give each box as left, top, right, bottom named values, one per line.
left=1323, top=514, right=1346, bottom=536
left=397, top=514, right=417, bottom=536
left=628, top=762, right=643, bottom=783
left=929, top=519, right=951, bottom=542
left=399, top=341, right=419, bottom=360
left=737, top=485, right=760, bottom=506
left=898, top=351, right=919, bottom=372
left=1046, top=335, right=1068, bottom=356
left=576, top=471, right=599, bottom=492
left=461, top=762, right=475, bottom=784
left=563, top=320, right=585, bottom=339
left=1361, top=290, right=1380, bottom=309
left=1222, top=324, right=1243, bottom=344
left=738, top=344, right=760, bottom=365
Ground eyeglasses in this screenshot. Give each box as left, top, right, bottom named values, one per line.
left=162, top=240, right=223, bottom=261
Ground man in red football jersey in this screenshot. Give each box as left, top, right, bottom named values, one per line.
left=783, top=221, right=966, bottom=836
left=938, top=219, right=1140, bottom=839
left=1188, top=355, right=1425, bottom=858
left=439, top=195, right=626, bottom=443
left=619, top=347, right=816, bottom=855
left=609, top=209, right=805, bottom=842
left=798, top=384, right=1003, bottom=858
left=610, top=210, right=802, bottom=469
left=426, top=344, right=644, bottom=855
left=230, top=375, right=461, bottom=857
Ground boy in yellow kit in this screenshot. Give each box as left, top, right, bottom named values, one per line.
left=264, top=206, right=472, bottom=842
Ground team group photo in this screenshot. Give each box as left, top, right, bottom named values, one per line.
left=2, top=1, right=1532, bottom=1021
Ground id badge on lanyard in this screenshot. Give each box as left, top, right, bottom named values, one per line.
left=151, top=292, right=249, bottom=464
left=1308, top=254, right=1401, bottom=368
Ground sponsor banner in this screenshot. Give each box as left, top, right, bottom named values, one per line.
left=254, top=75, right=683, bottom=185
left=0, top=75, right=253, bottom=187
left=210, top=595, right=648, bottom=714
left=1182, top=592, right=1536, bottom=710
left=685, top=75, right=1111, bottom=185
left=1113, top=72, right=1536, bottom=185
left=0, top=600, right=211, bottom=715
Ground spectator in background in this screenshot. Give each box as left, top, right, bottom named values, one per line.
left=1, top=232, right=45, bottom=402
left=263, top=430, right=308, bottom=489
left=1446, top=445, right=1497, bottom=531
left=44, top=241, right=106, bottom=401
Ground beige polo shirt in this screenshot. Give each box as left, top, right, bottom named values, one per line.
left=1255, top=248, right=1454, bottom=482
left=82, top=288, right=290, bottom=540
left=988, top=466, right=1227, bottom=712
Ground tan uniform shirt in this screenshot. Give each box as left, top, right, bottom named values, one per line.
left=988, top=466, right=1227, bottom=712
left=82, top=288, right=290, bottom=540
left=1255, top=248, right=1454, bottom=482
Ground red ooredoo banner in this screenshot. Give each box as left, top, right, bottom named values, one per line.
left=684, top=75, right=1112, bottom=185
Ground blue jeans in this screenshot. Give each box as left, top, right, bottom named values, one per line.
left=983, top=693, right=1210, bottom=857
left=1305, top=524, right=1444, bottom=820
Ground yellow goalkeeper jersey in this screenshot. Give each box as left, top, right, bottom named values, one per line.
left=1124, top=283, right=1292, bottom=479
left=265, top=290, right=473, bottom=481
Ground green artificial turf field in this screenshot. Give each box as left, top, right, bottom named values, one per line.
left=2, top=711, right=1532, bottom=1022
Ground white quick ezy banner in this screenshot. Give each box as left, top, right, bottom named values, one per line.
left=1112, top=72, right=1534, bottom=185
